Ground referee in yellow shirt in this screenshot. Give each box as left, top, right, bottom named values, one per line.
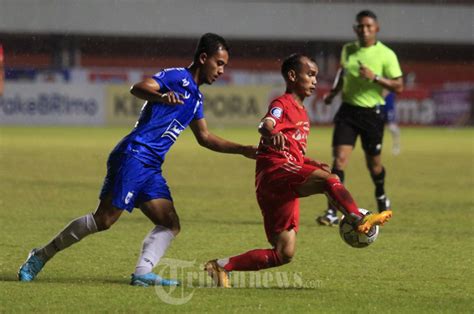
left=317, top=10, right=404, bottom=226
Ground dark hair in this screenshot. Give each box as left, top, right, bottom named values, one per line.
left=280, top=53, right=315, bottom=80
left=356, top=10, right=377, bottom=22
left=193, top=33, right=229, bottom=61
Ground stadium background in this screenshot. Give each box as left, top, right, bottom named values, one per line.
left=0, top=0, right=473, bottom=127
left=1, top=1, right=474, bottom=312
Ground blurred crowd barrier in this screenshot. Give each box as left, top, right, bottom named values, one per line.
left=1, top=80, right=472, bottom=127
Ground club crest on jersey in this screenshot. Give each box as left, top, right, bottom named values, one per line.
left=270, top=107, right=283, bottom=119
left=156, top=71, right=165, bottom=79
left=162, top=119, right=185, bottom=142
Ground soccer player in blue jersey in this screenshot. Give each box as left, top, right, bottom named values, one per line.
left=18, top=33, right=257, bottom=286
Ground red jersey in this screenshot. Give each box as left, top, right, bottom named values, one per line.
left=257, top=93, right=310, bottom=165
left=255, top=94, right=329, bottom=240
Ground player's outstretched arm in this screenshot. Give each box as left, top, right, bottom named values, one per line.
left=130, top=78, right=184, bottom=105
left=189, top=118, right=257, bottom=159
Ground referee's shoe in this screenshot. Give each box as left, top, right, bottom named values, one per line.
left=376, top=195, right=391, bottom=213
left=316, top=209, right=339, bottom=226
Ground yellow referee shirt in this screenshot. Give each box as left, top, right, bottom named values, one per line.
left=341, top=41, right=402, bottom=108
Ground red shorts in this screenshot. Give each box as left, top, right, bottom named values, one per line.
left=255, top=157, right=328, bottom=242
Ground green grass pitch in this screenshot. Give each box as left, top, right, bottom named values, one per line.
left=1, top=126, right=473, bottom=312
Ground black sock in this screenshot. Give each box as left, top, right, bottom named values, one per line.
left=371, top=167, right=386, bottom=198
left=331, top=167, right=345, bottom=183
left=327, top=167, right=345, bottom=213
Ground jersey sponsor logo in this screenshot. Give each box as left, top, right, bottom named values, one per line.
left=296, top=121, right=310, bottom=131
left=162, top=119, right=185, bottom=142
left=270, top=107, right=283, bottom=119
left=125, top=191, right=134, bottom=205
left=182, top=78, right=190, bottom=87
left=183, top=91, right=191, bottom=99
left=292, top=129, right=307, bottom=141
left=292, top=122, right=310, bottom=141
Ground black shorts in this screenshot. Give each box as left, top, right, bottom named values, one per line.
left=332, top=103, right=385, bottom=156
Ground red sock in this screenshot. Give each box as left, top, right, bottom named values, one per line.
left=324, top=177, right=363, bottom=222
left=223, top=249, right=282, bottom=271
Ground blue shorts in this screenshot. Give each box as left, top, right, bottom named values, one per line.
left=99, top=153, right=172, bottom=212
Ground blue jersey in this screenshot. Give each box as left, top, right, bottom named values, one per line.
left=111, top=68, right=204, bottom=167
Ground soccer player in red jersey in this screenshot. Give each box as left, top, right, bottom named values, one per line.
left=205, top=54, right=392, bottom=288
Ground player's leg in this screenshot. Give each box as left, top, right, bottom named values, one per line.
left=215, top=229, right=295, bottom=271
left=296, top=166, right=391, bottom=233
left=316, top=145, right=355, bottom=226
left=384, top=93, right=401, bottom=155
left=317, top=122, right=356, bottom=226
left=131, top=172, right=180, bottom=287
left=317, top=105, right=359, bottom=226
left=297, top=169, right=364, bottom=223
left=348, top=146, right=392, bottom=232
left=365, top=153, right=391, bottom=213
left=205, top=229, right=295, bottom=288
left=18, top=195, right=122, bottom=282
left=205, top=190, right=298, bottom=288
left=388, top=122, right=401, bottom=155
left=360, top=110, right=391, bottom=213
left=18, top=152, right=146, bottom=282
left=34, top=151, right=136, bottom=264
left=132, top=198, right=179, bottom=284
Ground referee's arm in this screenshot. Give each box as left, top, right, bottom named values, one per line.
left=373, top=76, right=403, bottom=94
left=324, top=68, right=344, bottom=105
left=359, top=62, right=404, bottom=94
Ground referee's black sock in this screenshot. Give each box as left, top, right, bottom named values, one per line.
left=371, top=167, right=386, bottom=198
left=331, top=167, right=345, bottom=183
left=327, top=168, right=345, bottom=215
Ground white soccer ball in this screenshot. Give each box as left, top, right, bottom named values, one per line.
left=339, top=208, right=379, bottom=248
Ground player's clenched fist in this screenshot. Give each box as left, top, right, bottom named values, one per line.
left=270, top=132, right=286, bottom=151
left=160, top=92, right=185, bottom=105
